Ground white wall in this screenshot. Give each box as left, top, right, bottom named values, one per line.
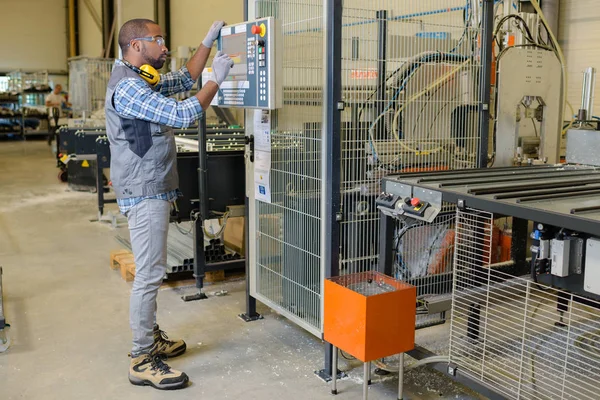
left=559, top=0, right=600, bottom=117
left=0, top=0, right=68, bottom=72
left=169, top=0, right=243, bottom=51
left=78, top=0, right=103, bottom=57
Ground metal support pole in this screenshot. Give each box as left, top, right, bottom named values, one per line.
left=238, top=0, right=261, bottom=321
left=320, top=0, right=343, bottom=380
left=376, top=10, right=388, bottom=141
left=196, top=77, right=209, bottom=292
left=363, top=362, right=369, bottom=400
left=96, top=153, right=103, bottom=217
left=477, top=0, right=494, bottom=168
left=239, top=193, right=262, bottom=321
left=367, top=361, right=372, bottom=385
left=181, top=77, right=208, bottom=302
left=398, top=353, right=404, bottom=400
left=331, top=346, right=338, bottom=395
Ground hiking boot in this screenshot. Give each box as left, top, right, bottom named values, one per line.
left=129, top=353, right=189, bottom=390
left=153, top=325, right=186, bottom=358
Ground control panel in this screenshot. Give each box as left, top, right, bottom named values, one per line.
left=376, top=192, right=439, bottom=223
left=376, top=176, right=443, bottom=223
left=211, top=17, right=282, bottom=110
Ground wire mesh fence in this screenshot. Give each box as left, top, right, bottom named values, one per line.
left=338, top=1, right=483, bottom=334
left=68, top=57, right=114, bottom=116
left=252, top=0, right=485, bottom=337
left=7, top=70, right=49, bottom=93
left=253, top=0, right=324, bottom=335
left=450, top=207, right=600, bottom=400
left=339, top=0, right=483, bottom=285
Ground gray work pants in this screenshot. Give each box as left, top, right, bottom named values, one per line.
left=126, top=199, right=171, bottom=356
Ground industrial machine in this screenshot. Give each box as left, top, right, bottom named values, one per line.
left=371, top=3, right=600, bottom=398
left=234, top=0, right=600, bottom=398
left=56, top=126, right=107, bottom=192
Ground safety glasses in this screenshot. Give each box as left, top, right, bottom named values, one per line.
left=129, top=36, right=166, bottom=48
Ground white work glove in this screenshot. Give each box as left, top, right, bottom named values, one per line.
left=209, top=51, right=234, bottom=86
left=202, top=21, right=225, bottom=48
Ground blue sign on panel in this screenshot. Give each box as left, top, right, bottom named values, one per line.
left=416, top=32, right=449, bottom=40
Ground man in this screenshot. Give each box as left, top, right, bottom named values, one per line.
left=105, top=18, right=233, bottom=390
left=45, top=84, right=68, bottom=144
left=45, top=84, right=67, bottom=110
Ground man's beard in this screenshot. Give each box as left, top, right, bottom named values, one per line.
left=142, top=48, right=165, bottom=69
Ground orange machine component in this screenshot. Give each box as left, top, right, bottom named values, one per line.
left=427, top=229, right=455, bottom=275
left=499, top=228, right=512, bottom=262
left=324, top=271, right=416, bottom=363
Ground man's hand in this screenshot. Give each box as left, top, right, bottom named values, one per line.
left=202, top=21, right=225, bottom=48
left=208, top=51, right=234, bottom=86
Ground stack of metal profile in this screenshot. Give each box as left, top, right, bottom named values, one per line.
left=115, top=224, right=195, bottom=275
left=116, top=222, right=241, bottom=276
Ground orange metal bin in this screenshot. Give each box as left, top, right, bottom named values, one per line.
left=323, top=271, right=416, bottom=399
left=324, top=271, right=417, bottom=362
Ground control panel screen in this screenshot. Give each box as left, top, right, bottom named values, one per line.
left=210, top=17, right=282, bottom=110
left=221, top=32, right=248, bottom=83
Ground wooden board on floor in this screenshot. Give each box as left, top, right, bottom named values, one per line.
left=110, top=249, right=136, bottom=282
left=205, top=270, right=225, bottom=282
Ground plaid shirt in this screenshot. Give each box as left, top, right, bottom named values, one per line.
left=113, top=60, right=200, bottom=214
left=112, top=59, right=203, bottom=128
left=117, top=189, right=180, bottom=215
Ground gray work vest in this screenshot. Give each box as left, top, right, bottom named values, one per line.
left=105, top=64, right=178, bottom=199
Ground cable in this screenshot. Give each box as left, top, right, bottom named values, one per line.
left=493, top=14, right=537, bottom=50
left=391, top=58, right=472, bottom=153
left=203, top=211, right=230, bottom=239
left=373, top=356, right=449, bottom=373
left=562, top=101, right=576, bottom=136
left=339, top=349, right=356, bottom=361
left=531, top=118, right=538, bottom=137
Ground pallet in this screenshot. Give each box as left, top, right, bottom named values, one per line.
left=109, top=249, right=136, bottom=282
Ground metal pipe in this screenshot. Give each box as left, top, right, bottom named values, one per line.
left=376, top=10, right=387, bottom=141
left=398, top=353, right=404, bottom=400
left=331, top=346, right=338, bottom=395
left=541, top=0, right=560, bottom=45
left=477, top=0, right=494, bottom=168
left=582, top=67, right=596, bottom=119
left=68, top=0, right=77, bottom=57
left=363, top=362, right=369, bottom=400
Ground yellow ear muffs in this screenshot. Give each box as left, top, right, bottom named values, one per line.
left=138, top=64, right=160, bottom=86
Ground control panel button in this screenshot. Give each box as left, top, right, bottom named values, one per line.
left=251, top=25, right=261, bottom=35
left=410, top=198, right=421, bottom=207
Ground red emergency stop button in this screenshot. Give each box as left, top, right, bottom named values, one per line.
left=251, top=25, right=261, bottom=35
left=411, top=198, right=421, bottom=207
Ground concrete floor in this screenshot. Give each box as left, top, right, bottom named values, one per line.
left=0, top=139, right=485, bottom=400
